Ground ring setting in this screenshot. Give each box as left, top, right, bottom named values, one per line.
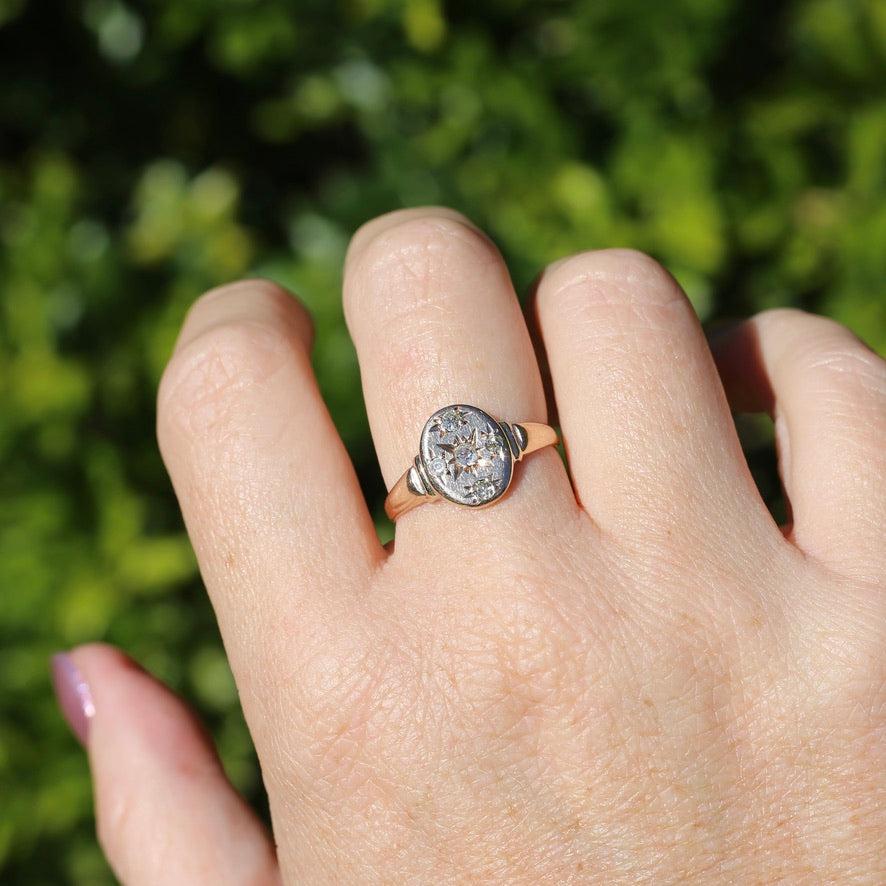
left=385, top=404, right=558, bottom=521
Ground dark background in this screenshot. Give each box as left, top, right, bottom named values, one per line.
left=2, top=0, right=884, bottom=880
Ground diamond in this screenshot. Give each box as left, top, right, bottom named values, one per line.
left=472, top=478, right=496, bottom=502
left=439, top=408, right=466, bottom=432
left=454, top=443, right=478, bottom=467
left=427, top=457, right=447, bottom=475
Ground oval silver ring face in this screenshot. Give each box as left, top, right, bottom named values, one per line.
left=419, top=405, right=513, bottom=507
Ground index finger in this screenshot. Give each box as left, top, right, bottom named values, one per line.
left=157, top=281, right=382, bottom=682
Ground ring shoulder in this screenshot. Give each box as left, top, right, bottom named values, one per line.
left=507, top=421, right=558, bottom=459
left=385, top=464, right=439, bottom=521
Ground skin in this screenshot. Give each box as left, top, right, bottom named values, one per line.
left=67, top=208, right=884, bottom=883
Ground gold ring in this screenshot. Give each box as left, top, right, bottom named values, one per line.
left=385, top=404, right=558, bottom=521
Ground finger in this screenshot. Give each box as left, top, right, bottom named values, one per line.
left=53, top=645, right=280, bottom=886
left=157, top=281, right=381, bottom=675
left=711, top=308, right=886, bottom=576
left=533, top=249, right=775, bottom=543
left=343, top=208, right=576, bottom=537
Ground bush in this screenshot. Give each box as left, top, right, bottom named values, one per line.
left=1, top=0, right=884, bottom=880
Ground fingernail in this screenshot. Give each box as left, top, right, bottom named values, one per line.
left=51, top=652, right=95, bottom=745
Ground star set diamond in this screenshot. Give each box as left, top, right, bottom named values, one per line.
left=419, top=405, right=512, bottom=506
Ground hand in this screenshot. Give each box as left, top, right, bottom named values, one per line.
left=54, top=208, right=885, bottom=884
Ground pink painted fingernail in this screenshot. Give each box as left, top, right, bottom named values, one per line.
left=51, top=652, right=95, bottom=745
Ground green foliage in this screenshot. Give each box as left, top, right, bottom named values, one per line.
left=1, top=0, right=884, bottom=881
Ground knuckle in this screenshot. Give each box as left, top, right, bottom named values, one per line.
left=542, top=248, right=684, bottom=311
left=805, top=343, right=886, bottom=400
left=752, top=306, right=802, bottom=328
left=190, top=278, right=312, bottom=341
left=345, top=214, right=497, bottom=323
left=157, top=280, right=314, bottom=450
left=158, top=318, right=292, bottom=443
left=758, top=309, right=886, bottom=403
left=343, top=213, right=507, bottom=417
left=539, top=248, right=692, bottom=337
left=543, top=248, right=673, bottom=297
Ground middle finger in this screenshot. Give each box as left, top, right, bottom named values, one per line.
left=343, top=208, right=575, bottom=538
